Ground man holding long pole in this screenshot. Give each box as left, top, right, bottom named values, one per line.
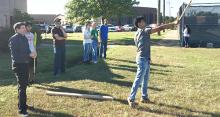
left=25, top=22, right=37, bottom=84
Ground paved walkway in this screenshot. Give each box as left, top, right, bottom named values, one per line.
left=155, top=30, right=180, bottom=47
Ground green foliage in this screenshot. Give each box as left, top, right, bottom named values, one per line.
left=164, top=16, right=175, bottom=23
left=13, top=9, right=33, bottom=24
left=65, top=0, right=139, bottom=23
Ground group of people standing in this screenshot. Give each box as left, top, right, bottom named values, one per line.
left=51, top=18, right=109, bottom=77
left=8, top=16, right=182, bottom=116
left=82, top=19, right=109, bottom=64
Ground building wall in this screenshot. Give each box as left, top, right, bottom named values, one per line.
left=109, top=7, right=157, bottom=25
left=0, top=0, right=27, bottom=27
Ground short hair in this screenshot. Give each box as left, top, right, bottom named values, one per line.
left=54, top=18, right=61, bottom=23
left=134, top=16, right=145, bottom=28
left=85, top=21, right=91, bottom=27
left=13, top=22, right=26, bottom=31
left=25, top=21, right=32, bottom=27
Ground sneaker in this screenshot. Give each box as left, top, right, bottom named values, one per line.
left=127, top=98, right=136, bottom=108
left=19, top=112, right=29, bottom=117
left=93, top=61, right=98, bottom=64
left=140, top=98, right=150, bottom=103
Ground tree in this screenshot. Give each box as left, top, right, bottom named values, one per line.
left=13, top=9, right=33, bottom=24
left=65, top=0, right=139, bottom=24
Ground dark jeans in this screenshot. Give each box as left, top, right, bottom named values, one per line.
left=54, top=46, right=66, bottom=75
left=12, top=63, right=29, bottom=114
left=184, top=37, right=189, bottom=47
left=100, top=41, right=107, bottom=59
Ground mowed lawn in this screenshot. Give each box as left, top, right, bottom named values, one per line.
left=0, top=31, right=220, bottom=117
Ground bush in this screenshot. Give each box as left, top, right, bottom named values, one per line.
left=0, top=28, right=14, bottom=53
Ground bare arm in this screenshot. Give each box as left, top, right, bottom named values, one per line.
left=60, top=27, right=67, bottom=38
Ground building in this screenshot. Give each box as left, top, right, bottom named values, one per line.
left=30, top=14, right=66, bottom=25
left=109, top=7, right=157, bottom=25
left=0, top=0, right=27, bottom=28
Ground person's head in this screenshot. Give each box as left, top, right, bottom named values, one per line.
left=91, top=22, right=96, bottom=29
left=54, top=18, right=61, bottom=27
left=25, top=21, right=32, bottom=32
left=104, top=19, right=108, bottom=25
left=85, top=21, right=91, bottom=29
left=134, top=16, right=146, bottom=29
left=13, top=22, right=26, bottom=35
left=185, top=25, right=189, bottom=29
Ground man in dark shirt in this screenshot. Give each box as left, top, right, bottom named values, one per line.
left=9, top=22, right=37, bottom=116
left=127, top=16, right=166, bottom=108
left=52, top=18, right=67, bottom=76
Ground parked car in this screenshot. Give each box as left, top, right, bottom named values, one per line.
left=148, top=24, right=157, bottom=28
left=74, top=25, right=82, bottom=32
left=46, top=24, right=55, bottom=33
left=96, top=25, right=101, bottom=31
left=34, top=24, right=49, bottom=33
left=107, top=24, right=116, bottom=32
left=115, top=26, right=124, bottom=32
left=123, top=24, right=133, bottom=31
left=63, top=25, right=74, bottom=33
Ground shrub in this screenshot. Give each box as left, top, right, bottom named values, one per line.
left=0, top=28, right=14, bottom=53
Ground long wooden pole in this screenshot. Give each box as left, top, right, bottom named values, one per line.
left=178, top=0, right=193, bottom=22
left=46, top=91, right=114, bottom=100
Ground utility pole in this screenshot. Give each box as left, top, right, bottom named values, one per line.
left=157, top=0, right=161, bottom=35
left=163, top=0, right=165, bottom=32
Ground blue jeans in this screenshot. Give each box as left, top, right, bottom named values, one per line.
left=100, top=41, right=107, bottom=59
left=129, top=57, right=150, bottom=100
left=54, top=46, right=66, bottom=75
left=83, top=42, right=92, bottom=62
left=92, top=40, right=98, bottom=62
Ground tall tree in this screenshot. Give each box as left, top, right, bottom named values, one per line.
left=65, top=0, right=139, bottom=24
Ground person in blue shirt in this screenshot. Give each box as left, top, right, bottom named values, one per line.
left=99, top=19, right=109, bottom=60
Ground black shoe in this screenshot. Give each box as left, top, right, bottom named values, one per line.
left=140, top=98, right=150, bottom=103
left=19, top=111, right=29, bottom=117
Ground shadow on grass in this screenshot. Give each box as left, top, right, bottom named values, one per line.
left=114, top=99, right=220, bottom=117
left=136, top=101, right=220, bottom=117
left=108, top=38, right=134, bottom=45
left=151, top=39, right=180, bottom=47
left=28, top=107, right=75, bottom=117
left=41, top=39, right=82, bottom=45
left=35, top=84, right=112, bottom=97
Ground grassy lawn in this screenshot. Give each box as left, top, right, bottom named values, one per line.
left=0, top=31, right=219, bottom=117
left=41, top=31, right=165, bottom=45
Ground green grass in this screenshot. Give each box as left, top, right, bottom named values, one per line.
left=41, top=31, right=165, bottom=45
left=0, top=31, right=219, bottom=117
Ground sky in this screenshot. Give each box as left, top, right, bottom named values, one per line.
left=27, top=0, right=219, bottom=17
